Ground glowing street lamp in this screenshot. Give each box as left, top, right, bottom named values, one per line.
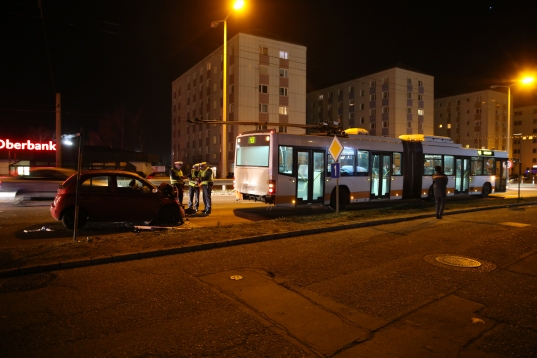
left=211, top=0, right=244, bottom=179
left=490, top=76, right=535, bottom=166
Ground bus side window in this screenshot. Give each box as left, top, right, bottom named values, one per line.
left=392, top=152, right=402, bottom=175
left=357, top=150, right=369, bottom=176
left=278, top=146, right=294, bottom=175
left=471, top=157, right=483, bottom=175
left=444, top=155, right=454, bottom=175
left=485, top=158, right=494, bottom=175
left=424, top=159, right=434, bottom=176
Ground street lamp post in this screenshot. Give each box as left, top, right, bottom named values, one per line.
left=490, top=76, right=535, bottom=183
left=211, top=0, right=244, bottom=179
left=62, top=130, right=84, bottom=242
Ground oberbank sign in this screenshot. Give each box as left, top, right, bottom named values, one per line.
left=0, top=139, right=56, bottom=151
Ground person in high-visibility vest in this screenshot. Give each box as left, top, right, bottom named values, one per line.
left=169, top=161, right=185, bottom=204
left=199, top=162, right=213, bottom=215
left=187, top=163, right=200, bottom=212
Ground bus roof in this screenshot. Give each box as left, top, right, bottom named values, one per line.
left=399, top=134, right=454, bottom=144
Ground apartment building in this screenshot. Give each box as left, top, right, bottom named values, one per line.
left=306, top=67, right=434, bottom=137
left=171, top=33, right=307, bottom=176
left=512, top=104, right=537, bottom=173
left=434, top=90, right=509, bottom=152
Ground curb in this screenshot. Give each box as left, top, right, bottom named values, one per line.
left=1, top=201, right=535, bottom=279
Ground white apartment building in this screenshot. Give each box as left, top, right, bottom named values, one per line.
left=306, top=67, right=434, bottom=137
left=171, top=33, right=307, bottom=176
left=434, top=90, right=509, bottom=151
left=512, top=104, right=537, bottom=173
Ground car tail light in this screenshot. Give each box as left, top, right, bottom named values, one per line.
left=268, top=180, right=275, bottom=195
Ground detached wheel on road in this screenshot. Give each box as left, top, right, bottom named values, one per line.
left=481, top=183, right=492, bottom=198
left=159, top=205, right=181, bottom=225
left=61, top=208, right=88, bottom=230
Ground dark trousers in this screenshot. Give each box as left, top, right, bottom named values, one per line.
left=202, top=185, right=212, bottom=213
left=188, top=186, right=200, bottom=210
left=435, top=196, right=446, bottom=218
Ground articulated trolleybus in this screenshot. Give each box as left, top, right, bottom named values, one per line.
left=234, top=129, right=508, bottom=209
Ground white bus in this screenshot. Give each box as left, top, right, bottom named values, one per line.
left=234, top=129, right=508, bottom=209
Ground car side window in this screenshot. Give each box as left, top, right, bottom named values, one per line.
left=81, top=175, right=111, bottom=192
left=117, top=176, right=151, bottom=194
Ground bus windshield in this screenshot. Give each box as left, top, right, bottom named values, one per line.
left=236, top=135, right=270, bottom=167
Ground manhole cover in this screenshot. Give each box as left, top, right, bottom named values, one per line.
left=0, top=273, right=58, bottom=293
left=436, top=256, right=481, bottom=268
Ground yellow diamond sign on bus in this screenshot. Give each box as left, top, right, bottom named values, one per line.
left=329, top=135, right=343, bottom=162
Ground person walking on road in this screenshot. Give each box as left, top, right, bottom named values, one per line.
left=199, top=162, right=213, bottom=215
left=433, top=165, right=448, bottom=219
left=170, top=161, right=185, bottom=205
left=187, top=163, right=201, bottom=213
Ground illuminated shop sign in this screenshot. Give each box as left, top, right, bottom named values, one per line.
left=0, top=139, right=57, bottom=151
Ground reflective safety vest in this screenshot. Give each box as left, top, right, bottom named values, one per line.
left=189, top=169, right=200, bottom=187
left=170, top=168, right=183, bottom=185
left=200, top=168, right=213, bottom=186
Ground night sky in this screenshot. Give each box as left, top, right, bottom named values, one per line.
left=2, top=0, right=537, bottom=162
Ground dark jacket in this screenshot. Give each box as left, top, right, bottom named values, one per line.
left=432, top=172, right=448, bottom=198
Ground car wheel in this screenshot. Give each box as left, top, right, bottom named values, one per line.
left=61, top=208, right=88, bottom=230
left=159, top=205, right=181, bottom=225
left=481, top=183, right=491, bottom=198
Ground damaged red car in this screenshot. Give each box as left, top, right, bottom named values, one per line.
left=50, top=170, right=183, bottom=229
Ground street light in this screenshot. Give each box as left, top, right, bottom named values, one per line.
left=490, top=76, right=535, bottom=163
left=211, top=0, right=244, bottom=179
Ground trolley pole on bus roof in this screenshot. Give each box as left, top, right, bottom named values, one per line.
left=329, top=136, right=344, bottom=214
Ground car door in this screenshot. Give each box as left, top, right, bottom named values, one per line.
left=113, top=175, right=163, bottom=221
left=78, top=175, right=118, bottom=220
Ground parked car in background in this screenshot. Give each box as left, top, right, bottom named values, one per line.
left=146, top=171, right=168, bottom=179
left=146, top=171, right=172, bottom=187
left=0, top=167, right=77, bottom=201
left=50, top=170, right=183, bottom=229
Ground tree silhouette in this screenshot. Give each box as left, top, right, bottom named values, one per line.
left=28, top=127, right=54, bottom=143
left=86, top=106, right=149, bottom=151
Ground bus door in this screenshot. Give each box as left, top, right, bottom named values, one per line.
left=370, top=153, right=391, bottom=200
left=454, top=157, right=470, bottom=194
left=296, top=149, right=325, bottom=205
left=495, top=159, right=507, bottom=192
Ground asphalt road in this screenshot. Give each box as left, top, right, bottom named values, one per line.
left=0, top=205, right=536, bottom=357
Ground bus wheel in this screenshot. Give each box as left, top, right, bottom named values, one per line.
left=329, top=187, right=350, bottom=210
left=481, top=183, right=491, bottom=198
